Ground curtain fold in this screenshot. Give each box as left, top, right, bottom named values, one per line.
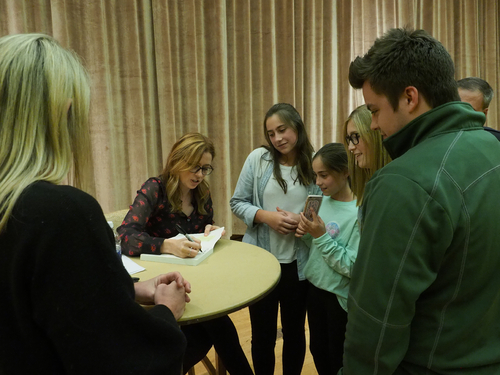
left=1, top=0, right=498, bottom=236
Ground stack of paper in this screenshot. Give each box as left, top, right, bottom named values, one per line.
left=121, top=255, right=145, bottom=274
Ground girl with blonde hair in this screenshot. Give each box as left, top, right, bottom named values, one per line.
left=342, top=104, right=391, bottom=206
left=0, top=33, right=190, bottom=374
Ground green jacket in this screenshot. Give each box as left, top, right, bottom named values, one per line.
left=343, top=102, right=500, bottom=374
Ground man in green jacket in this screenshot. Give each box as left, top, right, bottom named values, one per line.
left=341, top=28, right=500, bottom=374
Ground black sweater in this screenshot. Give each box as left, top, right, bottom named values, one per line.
left=0, top=181, right=186, bottom=374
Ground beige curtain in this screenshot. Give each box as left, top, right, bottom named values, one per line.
left=1, top=0, right=499, bottom=236
left=337, top=0, right=500, bottom=129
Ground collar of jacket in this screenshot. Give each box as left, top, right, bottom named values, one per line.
left=383, top=101, right=485, bottom=160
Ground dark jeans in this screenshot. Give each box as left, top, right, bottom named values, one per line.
left=248, top=261, right=308, bottom=375
left=182, top=315, right=253, bottom=375
left=307, top=283, right=348, bottom=374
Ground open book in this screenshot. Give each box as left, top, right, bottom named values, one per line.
left=139, top=227, right=224, bottom=266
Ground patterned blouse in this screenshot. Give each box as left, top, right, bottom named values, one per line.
left=117, top=177, right=214, bottom=256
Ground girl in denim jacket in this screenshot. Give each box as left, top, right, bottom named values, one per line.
left=230, top=103, right=320, bottom=375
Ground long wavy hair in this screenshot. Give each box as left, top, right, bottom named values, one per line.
left=0, top=34, right=91, bottom=233
left=159, top=133, right=215, bottom=214
left=263, top=103, right=315, bottom=193
left=342, top=105, right=391, bottom=206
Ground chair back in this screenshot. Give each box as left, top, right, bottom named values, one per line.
left=104, top=209, right=129, bottom=231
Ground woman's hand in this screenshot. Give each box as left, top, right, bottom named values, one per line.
left=256, top=207, right=299, bottom=235
left=161, top=237, right=202, bottom=258
left=134, top=272, right=192, bottom=320
left=297, top=210, right=326, bottom=239
left=204, top=224, right=226, bottom=236
left=295, top=218, right=308, bottom=238
left=276, top=207, right=301, bottom=223
left=154, top=282, right=188, bottom=320
left=155, top=272, right=191, bottom=320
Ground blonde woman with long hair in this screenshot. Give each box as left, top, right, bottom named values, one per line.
left=118, top=132, right=253, bottom=374
left=0, top=33, right=190, bottom=374
left=118, top=133, right=219, bottom=258
left=342, top=104, right=391, bottom=206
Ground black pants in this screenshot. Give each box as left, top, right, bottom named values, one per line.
left=248, top=261, right=308, bottom=375
left=182, top=315, right=253, bottom=375
left=307, top=283, right=348, bottom=374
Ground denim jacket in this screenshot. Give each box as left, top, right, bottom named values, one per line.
left=230, top=147, right=321, bottom=280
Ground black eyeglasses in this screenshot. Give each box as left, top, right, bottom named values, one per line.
left=190, top=165, right=214, bottom=176
left=345, top=133, right=361, bottom=146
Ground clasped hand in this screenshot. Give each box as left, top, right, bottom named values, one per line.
left=266, top=207, right=300, bottom=235
left=295, top=209, right=326, bottom=239
left=134, top=272, right=192, bottom=320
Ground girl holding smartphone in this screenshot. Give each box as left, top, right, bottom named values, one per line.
left=230, top=103, right=320, bottom=375
left=296, top=143, right=359, bottom=374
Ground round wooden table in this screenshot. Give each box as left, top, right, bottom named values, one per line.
left=131, top=239, right=281, bottom=325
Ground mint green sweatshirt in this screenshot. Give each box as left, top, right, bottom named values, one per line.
left=302, top=196, right=360, bottom=311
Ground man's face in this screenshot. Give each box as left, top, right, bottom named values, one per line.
left=362, top=81, right=411, bottom=139
left=458, top=88, right=487, bottom=115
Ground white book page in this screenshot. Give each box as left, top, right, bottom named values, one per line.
left=171, top=226, right=224, bottom=253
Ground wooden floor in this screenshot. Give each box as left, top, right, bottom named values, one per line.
left=190, top=307, right=317, bottom=375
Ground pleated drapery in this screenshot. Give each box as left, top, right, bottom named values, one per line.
left=1, top=0, right=499, bottom=236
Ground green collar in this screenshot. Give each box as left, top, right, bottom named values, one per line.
left=383, top=102, right=485, bottom=160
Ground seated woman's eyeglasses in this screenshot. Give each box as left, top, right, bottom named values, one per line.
left=190, top=165, right=214, bottom=176
left=345, top=133, right=361, bottom=146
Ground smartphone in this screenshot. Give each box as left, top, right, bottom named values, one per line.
left=303, top=195, right=323, bottom=221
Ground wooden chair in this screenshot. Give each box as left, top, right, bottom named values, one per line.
left=187, top=353, right=226, bottom=375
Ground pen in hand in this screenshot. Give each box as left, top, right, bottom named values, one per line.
left=175, top=224, right=202, bottom=252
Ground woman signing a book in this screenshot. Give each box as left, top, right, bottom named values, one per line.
left=118, top=132, right=253, bottom=375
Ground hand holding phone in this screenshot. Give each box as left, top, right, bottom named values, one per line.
left=303, top=195, right=322, bottom=221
